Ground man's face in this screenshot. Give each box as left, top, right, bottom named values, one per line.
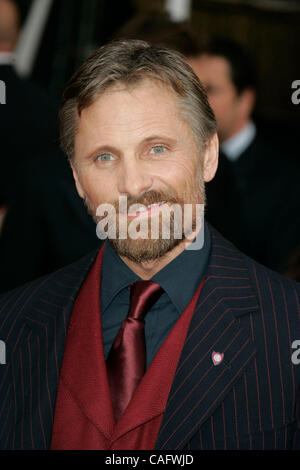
left=72, top=79, right=217, bottom=262
left=187, top=54, right=242, bottom=142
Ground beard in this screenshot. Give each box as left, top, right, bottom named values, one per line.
left=83, top=176, right=206, bottom=263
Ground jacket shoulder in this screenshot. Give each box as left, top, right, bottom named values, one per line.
left=243, top=250, right=300, bottom=300
left=210, top=223, right=300, bottom=322
left=240, top=247, right=300, bottom=333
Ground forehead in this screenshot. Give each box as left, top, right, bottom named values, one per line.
left=75, top=79, right=195, bottom=153
left=73, top=79, right=200, bottom=161
left=80, top=79, right=180, bottom=122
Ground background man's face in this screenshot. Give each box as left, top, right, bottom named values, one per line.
left=0, top=0, right=20, bottom=52
left=72, top=79, right=217, bottom=262
left=187, top=54, right=242, bottom=142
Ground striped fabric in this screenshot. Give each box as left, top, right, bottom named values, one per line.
left=0, top=225, right=300, bottom=450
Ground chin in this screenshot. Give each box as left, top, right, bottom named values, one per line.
left=108, top=236, right=183, bottom=263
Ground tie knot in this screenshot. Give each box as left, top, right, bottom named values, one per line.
left=128, top=280, right=164, bottom=321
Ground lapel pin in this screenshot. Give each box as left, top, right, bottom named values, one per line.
left=212, top=351, right=224, bottom=366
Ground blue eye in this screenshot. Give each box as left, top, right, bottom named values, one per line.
left=150, top=145, right=166, bottom=154
left=97, top=153, right=113, bottom=162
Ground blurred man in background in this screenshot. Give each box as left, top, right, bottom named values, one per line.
left=0, top=0, right=19, bottom=230
left=0, top=0, right=58, bottom=211
left=187, top=37, right=256, bottom=146
left=0, top=0, right=71, bottom=289
left=187, top=37, right=300, bottom=270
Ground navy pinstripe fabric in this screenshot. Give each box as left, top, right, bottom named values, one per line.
left=1, top=225, right=300, bottom=450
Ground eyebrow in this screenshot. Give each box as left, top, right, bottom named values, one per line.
left=139, top=135, right=177, bottom=146
left=83, top=145, right=119, bottom=160
left=83, top=135, right=178, bottom=160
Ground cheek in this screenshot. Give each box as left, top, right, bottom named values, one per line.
left=211, top=91, right=234, bottom=115
left=213, top=98, right=228, bottom=117
left=77, top=170, right=114, bottom=203
left=159, top=157, right=200, bottom=191
left=163, top=162, right=197, bottom=187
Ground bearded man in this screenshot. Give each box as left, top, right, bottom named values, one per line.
left=0, top=40, right=300, bottom=451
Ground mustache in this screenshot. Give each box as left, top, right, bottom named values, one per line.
left=110, top=190, right=180, bottom=211
left=83, top=186, right=203, bottom=221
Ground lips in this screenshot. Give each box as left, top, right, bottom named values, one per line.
left=126, top=201, right=167, bottom=218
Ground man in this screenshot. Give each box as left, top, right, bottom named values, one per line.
left=186, top=37, right=257, bottom=147
left=0, top=0, right=60, bottom=281
left=0, top=17, right=243, bottom=294
left=0, top=40, right=300, bottom=450
left=0, top=0, right=58, bottom=209
left=187, top=37, right=300, bottom=269
left=0, top=0, right=19, bottom=229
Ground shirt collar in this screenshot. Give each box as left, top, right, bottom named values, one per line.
left=0, top=52, right=15, bottom=66
left=221, top=121, right=256, bottom=161
left=101, top=221, right=211, bottom=314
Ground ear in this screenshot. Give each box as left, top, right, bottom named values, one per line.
left=70, top=161, right=85, bottom=199
left=202, top=133, right=219, bottom=183
left=239, top=88, right=256, bottom=118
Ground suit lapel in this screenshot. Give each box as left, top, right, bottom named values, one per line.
left=155, top=226, right=260, bottom=450
left=4, top=249, right=99, bottom=449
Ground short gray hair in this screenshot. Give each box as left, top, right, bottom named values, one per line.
left=60, top=39, right=217, bottom=160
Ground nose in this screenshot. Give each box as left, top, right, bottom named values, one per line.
left=117, top=157, right=153, bottom=198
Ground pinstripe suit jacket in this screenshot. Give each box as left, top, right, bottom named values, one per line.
left=1, top=225, right=300, bottom=450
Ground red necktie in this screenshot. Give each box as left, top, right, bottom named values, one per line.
left=106, top=280, right=164, bottom=422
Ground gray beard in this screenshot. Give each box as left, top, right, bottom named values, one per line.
left=83, top=186, right=205, bottom=263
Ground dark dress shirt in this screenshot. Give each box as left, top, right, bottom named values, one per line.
left=101, top=221, right=211, bottom=368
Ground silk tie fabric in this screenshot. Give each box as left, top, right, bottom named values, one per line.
left=106, top=280, right=164, bottom=422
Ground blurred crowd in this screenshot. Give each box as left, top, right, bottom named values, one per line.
left=0, top=0, right=299, bottom=293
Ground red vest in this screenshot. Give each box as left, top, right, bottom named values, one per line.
left=51, top=245, right=204, bottom=450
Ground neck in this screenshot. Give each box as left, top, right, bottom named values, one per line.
left=221, top=118, right=251, bottom=144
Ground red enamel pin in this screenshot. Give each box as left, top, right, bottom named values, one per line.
left=212, top=351, right=224, bottom=366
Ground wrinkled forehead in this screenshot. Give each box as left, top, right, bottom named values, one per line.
left=76, top=78, right=187, bottom=139
left=75, top=78, right=187, bottom=138
left=72, top=73, right=204, bottom=163
left=73, top=76, right=201, bottom=165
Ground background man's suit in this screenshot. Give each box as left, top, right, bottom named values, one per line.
left=1, top=225, right=300, bottom=450
left=228, top=131, right=300, bottom=270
